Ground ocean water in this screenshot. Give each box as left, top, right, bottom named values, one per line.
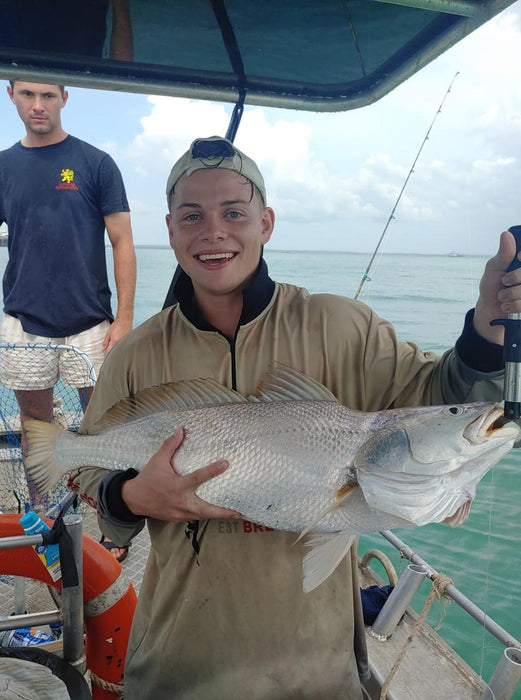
left=1, top=245, right=520, bottom=693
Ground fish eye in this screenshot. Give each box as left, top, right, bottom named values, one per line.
left=446, top=406, right=464, bottom=416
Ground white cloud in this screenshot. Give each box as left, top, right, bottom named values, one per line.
left=106, top=2, right=521, bottom=253
left=125, top=96, right=229, bottom=175
left=472, top=157, right=516, bottom=172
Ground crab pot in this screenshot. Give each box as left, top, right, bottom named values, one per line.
left=369, top=563, right=429, bottom=640
left=482, top=647, right=521, bottom=700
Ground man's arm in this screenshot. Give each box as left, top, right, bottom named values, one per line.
left=104, top=210, right=136, bottom=351
left=109, top=0, right=133, bottom=61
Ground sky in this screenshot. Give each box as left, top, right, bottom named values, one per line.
left=1, top=2, right=520, bottom=256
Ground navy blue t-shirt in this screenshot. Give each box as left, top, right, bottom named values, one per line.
left=0, top=135, right=130, bottom=336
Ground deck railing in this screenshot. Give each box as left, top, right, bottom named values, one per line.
left=375, top=529, right=521, bottom=699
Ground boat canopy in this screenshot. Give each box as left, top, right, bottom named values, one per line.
left=0, top=0, right=516, bottom=112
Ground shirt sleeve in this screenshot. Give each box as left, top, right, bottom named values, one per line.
left=68, top=465, right=145, bottom=546
left=97, top=153, right=130, bottom=216
left=97, top=470, right=146, bottom=544
left=455, top=308, right=504, bottom=372
left=320, top=294, right=505, bottom=410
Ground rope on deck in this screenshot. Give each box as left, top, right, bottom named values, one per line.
left=360, top=549, right=398, bottom=586
left=379, top=572, right=453, bottom=700
left=89, top=669, right=124, bottom=697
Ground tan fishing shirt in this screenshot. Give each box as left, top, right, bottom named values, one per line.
left=71, top=279, right=503, bottom=700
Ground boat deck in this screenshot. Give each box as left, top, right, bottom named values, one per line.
left=359, top=565, right=486, bottom=699
left=0, top=500, right=491, bottom=700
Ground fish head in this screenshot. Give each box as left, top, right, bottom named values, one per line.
left=359, top=403, right=519, bottom=474
left=354, top=403, right=519, bottom=526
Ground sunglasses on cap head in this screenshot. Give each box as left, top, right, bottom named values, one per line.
left=191, top=138, right=236, bottom=161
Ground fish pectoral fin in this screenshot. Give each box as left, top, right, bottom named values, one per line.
left=443, top=500, right=472, bottom=527
left=302, top=531, right=356, bottom=593
left=24, top=420, right=64, bottom=493
left=294, top=484, right=359, bottom=544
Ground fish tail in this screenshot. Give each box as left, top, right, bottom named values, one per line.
left=24, top=419, right=66, bottom=493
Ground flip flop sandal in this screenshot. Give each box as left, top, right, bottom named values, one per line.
left=99, top=535, right=129, bottom=563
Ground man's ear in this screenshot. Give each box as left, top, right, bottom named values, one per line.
left=261, top=207, right=275, bottom=245
left=166, top=213, right=175, bottom=249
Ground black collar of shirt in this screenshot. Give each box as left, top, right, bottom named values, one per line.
left=174, top=258, right=276, bottom=333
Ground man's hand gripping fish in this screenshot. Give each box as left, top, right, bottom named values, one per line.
left=24, top=366, right=519, bottom=592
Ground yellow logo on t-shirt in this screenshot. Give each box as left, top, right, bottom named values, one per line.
left=61, top=168, right=74, bottom=183
left=55, top=168, right=79, bottom=191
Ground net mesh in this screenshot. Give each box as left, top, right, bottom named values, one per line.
left=0, top=342, right=96, bottom=515
left=0, top=341, right=150, bottom=619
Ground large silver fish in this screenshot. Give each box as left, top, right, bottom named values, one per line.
left=24, top=366, right=519, bottom=591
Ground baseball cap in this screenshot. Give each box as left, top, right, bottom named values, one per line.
left=166, top=136, right=266, bottom=204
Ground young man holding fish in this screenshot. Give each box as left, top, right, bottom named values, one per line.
left=64, top=137, right=519, bottom=699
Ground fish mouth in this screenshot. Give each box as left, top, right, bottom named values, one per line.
left=491, top=412, right=521, bottom=448
left=465, top=405, right=520, bottom=444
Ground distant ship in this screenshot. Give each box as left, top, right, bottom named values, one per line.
left=447, top=251, right=463, bottom=257
left=0, top=230, right=7, bottom=247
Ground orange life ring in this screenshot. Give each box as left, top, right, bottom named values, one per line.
left=0, top=513, right=137, bottom=699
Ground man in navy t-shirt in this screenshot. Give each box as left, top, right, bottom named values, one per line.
left=0, top=80, right=136, bottom=562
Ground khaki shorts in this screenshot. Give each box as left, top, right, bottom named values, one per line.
left=0, top=314, right=109, bottom=390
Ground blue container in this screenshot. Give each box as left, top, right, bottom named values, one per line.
left=0, top=625, right=54, bottom=647
left=20, top=511, right=61, bottom=582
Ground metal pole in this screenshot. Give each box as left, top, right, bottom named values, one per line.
left=13, top=576, right=25, bottom=615
left=482, top=647, right=521, bottom=700
left=0, top=610, right=61, bottom=632
left=371, top=0, right=481, bottom=18
left=61, top=513, right=86, bottom=674
left=379, top=530, right=521, bottom=649
left=0, top=533, right=44, bottom=549
left=46, top=489, right=78, bottom=520
left=369, top=563, right=429, bottom=640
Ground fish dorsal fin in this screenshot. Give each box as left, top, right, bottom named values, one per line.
left=248, top=365, right=337, bottom=403
left=93, top=378, right=248, bottom=432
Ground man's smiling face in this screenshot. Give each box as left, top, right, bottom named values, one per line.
left=166, top=167, right=274, bottom=304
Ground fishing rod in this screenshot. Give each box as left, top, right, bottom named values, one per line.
left=353, top=71, right=459, bottom=300
left=491, top=225, right=521, bottom=420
